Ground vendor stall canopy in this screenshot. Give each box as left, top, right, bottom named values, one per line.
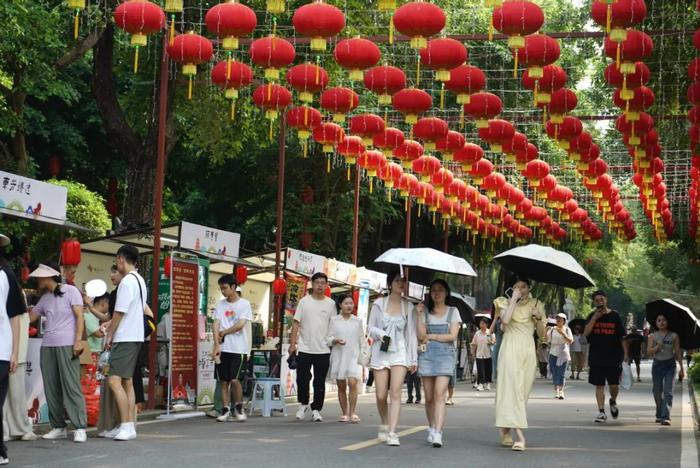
left=71, top=0, right=700, bottom=247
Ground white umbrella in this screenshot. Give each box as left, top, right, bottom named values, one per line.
left=374, top=247, right=477, bottom=277
left=493, top=244, right=595, bottom=289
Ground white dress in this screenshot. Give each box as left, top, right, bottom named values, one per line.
left=326, top=315, right=363, bottom=380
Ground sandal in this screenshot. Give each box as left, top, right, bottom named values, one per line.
left=511, top=441, right=526, bottom=451
left=338, top=415, right=349, bottom=423
left=500, top=430, right=513, bottom=447
left=350, top=414, right=361, bottom=423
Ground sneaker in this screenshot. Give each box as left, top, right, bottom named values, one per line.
left=595, top=411, right=607, bottom=423
left=559, top=392, right=565, bottom=400
left=216, top=407, right=231, bottom=422
left=0, top=456, right=8, bottom=466
left=415, top=399, right=421, bottom=404
left=377, top=425, right=389, bottom=442
left=311, top=410, right=323, bottom=422
left=100, top=427, right=121, bottom=439
left=554, top=391, right=560, bottom=399
left=386, top=432, right=400, bottom=446
left=21, top=432, right=38, bottom=441
left=114, top=424, right=137, bottom=441
left=406, top=398, right=413, bottom=404
left=42, top=428, right=68, bottom=440
left=661, top=419, right=671, bottom=426
left=485, top=383, right=491, bottom=391
left=206, top=409, right=220, bottom=418
left=655, top=418, right=662, bottom=423
left=476, top=384, right=484, bottom=391
left=73, top=429, right=87, bottom=443
left=609, top=399, right=619, bottom=419
left=235, top=409, right=247, bottom=422
left=426, top=427, right=434, bottom=444
left=446, top=398, right=454, bottom=406
left=432, top=431, right=443, bottom=448
left=296, top=404, right=310, bottom=420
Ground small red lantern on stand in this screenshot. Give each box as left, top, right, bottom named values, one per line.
left=320, top=87, right=359, bottom=123
left=167, top=32, right=214, bottom=100
left=211, top=60, right=253, bottom=120
left=334, top=37, right=382, bottom=81
left=292, top=1, right=346, bottom=51
left=114, top=0, right=166, bottom=73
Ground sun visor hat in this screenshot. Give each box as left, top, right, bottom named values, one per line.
left=29, top=264, right=61, bottom=278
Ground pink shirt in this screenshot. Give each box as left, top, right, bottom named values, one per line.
left=33, top=284, right=83, bottom=347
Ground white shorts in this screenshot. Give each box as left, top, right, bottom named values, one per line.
left=370, top=347, right=408, bottom=370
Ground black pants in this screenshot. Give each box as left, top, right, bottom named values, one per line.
left=296, top=352, right=330, bottom=411
left=476, top=358, right=492, bottom=384
left=407, top=372, right=421, bottom=400
left=1, top=360, right=9, bottom=459
left=538, top=361, right=548, bottom=378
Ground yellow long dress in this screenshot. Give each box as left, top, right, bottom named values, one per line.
left=494, top=295, right=545, bottom=429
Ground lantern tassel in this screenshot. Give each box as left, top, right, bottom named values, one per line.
left=327, top=155, right=331, bottom=173
left=606, top=4, right=612, bottom=32
left=134, top=47, right=139, bottom=74
left=533, top=80, right=539, bottom=107
left=226, top=53, right=232, bottom=80
left=73, top=10, right=80, bottom=40
left=513, top=50, right=518, bottom=79
left=347, top=166, right=351, bottom=181
left=269, top=119, right=273, bottom=141
left=188, top=77, right=193, bottom=100
left=616, top=43, right=621, bottom=69
left=405, top=197, right=408, bottom=212
left=169, top=16, right=175, bottom=46
left=460, top=107, right=465, bottom=129
left=440, top=83, right=445, bottom=109
left=369, top=178, right=374, bottom=193
left=488, top=16, right=494, bottom=41
left=389, top=15, right=394, bottom=45
left=303, top=140, right=307, bottom=158
left=230, top=100, right=236, bottom=121
left=418, top=204, right=422, bottom=217
left=416, top=57, right=421, bottom=87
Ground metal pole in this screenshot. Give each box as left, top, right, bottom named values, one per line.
left=404, top=199, right=412, bottom=281
left=274, top=116, right=286, bottom=344
left=147, top=33, right=169, bottom=410
left=351, top=164, right=360, bottom=265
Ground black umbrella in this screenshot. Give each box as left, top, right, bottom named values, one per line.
left=569, top=318, right=586, bottom=331
left=448, top=293, right=474, bottom=324
left=645, top=299, right=700, bottom=350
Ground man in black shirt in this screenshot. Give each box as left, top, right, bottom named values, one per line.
left=583, top=290, right=629, bottom=423
left=626, top=329, right=644, bottom=382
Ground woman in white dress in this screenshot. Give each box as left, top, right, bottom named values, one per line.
left=368, top=270, right=417, bottom=447
left=326, top=294, right=364, bottom=423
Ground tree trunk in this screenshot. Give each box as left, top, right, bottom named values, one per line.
left=10, top=90, right=27, bottom=174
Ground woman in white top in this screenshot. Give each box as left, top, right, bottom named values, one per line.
left=326, top=294, right=364, bottom=423
left=546, top=313, right=573, bottom=399
left=471, top=317, right=495, bottom=391
left=368, top=270, right=417, bottom=447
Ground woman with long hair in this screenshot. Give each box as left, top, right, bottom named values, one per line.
left=326, top=294, right=364, bottom=423
left=493, top=275, right=545, bottom=451
left=546, top=313, right=573, bottom=399
left=368, top=269, right=417, bottom=446
left=416, top=279, right=461, bottom=447
left=647, top=313, right=685, bottom=425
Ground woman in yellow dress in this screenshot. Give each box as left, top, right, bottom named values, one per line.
left=493, top=275, right=546, bottom=451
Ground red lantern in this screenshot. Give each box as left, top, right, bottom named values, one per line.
left=546, top=116, right=582, bottom=147
left=463, top=92, right=502, bottom=128
left=481, top=172, right=506, bottom=198
left=522, top=64, right=567, bottom=105
left=513, top=34, right=560, bottom=79
left=167, top=32, right=214, bottom=100
left=234, top=265, right=248, bottom=285
left=48, top=155, right=61, bottom=178
left=336, top=136, right=365, bottom=165
left=419, top=38, right=468, bottom=81
left=313, top=122, right=345, bottom=153
left=114, top=0, right=165, bottom=73
left=430, top=168, right=454, bottom=194
left=502, top=132, right=529, bottom=161
left=468, top=158, right=494, bottom=185
left=412, top=117, right=449, bottom=151
left=492, top=0, right=544, bottom=49
left=604, top=29, right=653, bottom=72
left=358, top=150, right=388, bottom=192
left=252, top=84, right=292, bottom=120
left=211, top=60, right=253, bottom=119
left=286, top=63, right=330, bottom=103
left=393, top=139, right=424, bottom=169
left=393, top=1, right=446, bottom=49
left=591, top=0, right=646, bottom=37
left=613, top=85, right=654, bottom=120
left=364, top=65, right=407, bottom=106
left=205, top=1, right=257, bottom=50
left=687, top=82, right=700, bottom=106
left=397, top=173, right=420, bottom=198
left=292, top=1, right=346, bottom=51
left=392, top=88, right=433, bottom=124
left=285, top=106, right=322, bottom=157
left=515, top=142, right=539, bottom=171
left=61, top=239, right=81, bottom=266
left=522, top=159, right=550, bottom=187
left=435, top=131, right=466, bottom=161
left=373, top=127, right=405, bottom=157
left=567, top=132, right=593, bottom=161
left=378, top=162, right=404, bottom=190
left=272, top=277, right=288, bottom=295
left=349, top=114, right=386, bottom=146
left=249, top=36, right=296, bottom=80
left=545, top=88, right=577, bottom=123
left=453, top=142, right=484, bottom=172
left=445, top=65, right=486, bottom=105
left=412, top=155, right=442, bottom=182
left=477, top=119, right=515, bottom=153
left=319, top=87, right=359, bottom=122
left=334, top=38, right=381, bottom=81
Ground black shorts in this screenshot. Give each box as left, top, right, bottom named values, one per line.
left=215, top=352, right=247, bottom=382
left=588, top=365, right=621, bottom=386
left=630, top=353, right=641, bottom=366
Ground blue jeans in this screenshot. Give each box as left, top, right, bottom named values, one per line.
left=652, top=358, right=676, bottom=420
left=549, top=354, right=567, bottom=387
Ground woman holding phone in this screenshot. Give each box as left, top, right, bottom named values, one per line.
left=416, top=279, right=461, bottom=448
left=368, top=270, right=417, bottom=446
left=492, top=275, right=545, bottom=451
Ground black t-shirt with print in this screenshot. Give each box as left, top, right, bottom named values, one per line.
left=586, top=309, right=626, bottom=367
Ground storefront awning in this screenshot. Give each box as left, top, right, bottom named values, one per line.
left=0, top=207, right=95, bottom=233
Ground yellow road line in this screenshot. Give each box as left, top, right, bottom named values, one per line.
left=339, top=425, right=429, bottom=451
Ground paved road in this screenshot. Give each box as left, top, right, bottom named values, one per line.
left=6, top=362, right=699, bottom=467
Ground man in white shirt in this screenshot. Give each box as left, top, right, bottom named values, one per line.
left=105, top=245, right=146, bottom=441
left=213, top=274, right=252, bottom=422
left=288, top=272, right=335, bottom=422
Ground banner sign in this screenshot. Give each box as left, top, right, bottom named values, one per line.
left=326, top=258, right=357, bottom=285
left=168, top=258, right=200, bottom=409
left=284, top=272, right=308, bottom=316
left=0, top=170, right=67, bottom=220
left=196, top=337, right=216, bottom=407
left=286, top=248, right=326, bottom=276
left=356, top=268, right=388, bottom=293
left=180, top=221, right=240, bottom=258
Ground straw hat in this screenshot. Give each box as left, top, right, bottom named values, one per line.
left=0, top=233, right=9, bottom=247
left=29, top=264, right=61, bottom=278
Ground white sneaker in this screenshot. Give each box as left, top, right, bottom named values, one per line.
left=99, top=426, right=121, bottom=439
left=296, top=404, right=310, bottom=420
left=485, top=383, right=491, bottom=391
left=235, top=409, right=247, bottom=422
left=73, top=429, right=87, bottom=443
left=386, top=432, right=400, bottom=446
left=432, top=431, right=443, bottom=447
left=216, top=407, right=231, bottom=422
left=21, top=432, right=38, bottom=441
left=476, top=384, right=484, bottom=391
left=311, top=410, right=323, bottom=422
left=114, top=426, right=137, bottom=441
left=0, top=456, right=8, bottom=465
left=426, top=427, right=435, bottom=444
left=377, top=425, right=389, bottom=442
left=42, top=428, right=68, bottom=440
